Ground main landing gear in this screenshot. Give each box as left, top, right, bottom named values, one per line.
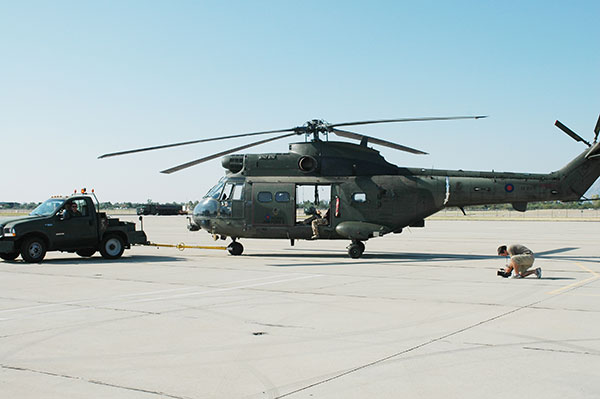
left=227, top=240, right=244, bottom=256
left=347, top=240, right=365, bottom=259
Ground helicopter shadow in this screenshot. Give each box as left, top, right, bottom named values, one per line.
left=257, top=246, right=599, bottom=268
left=250, top=249, right=501, bottom=268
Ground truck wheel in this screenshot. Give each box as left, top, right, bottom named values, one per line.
left=21, top=237, right=47, bottom=263
left=100, top=235, right=125, bottom=259
left=0, top=252, right=19, bottom=261
left=76, top=248, right=96, bottom=257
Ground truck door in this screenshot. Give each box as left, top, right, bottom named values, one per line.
left=55, top=198, right=98, bottom=249
left=252, top=183, right=295, bottom=226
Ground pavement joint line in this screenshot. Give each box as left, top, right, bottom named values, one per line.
left=129, top=274, right=322, bottom=303
left=522, top=346, right=600, bottom=356
left=546, top=262, right=600, bottom=295
left=0, top=364, right=192, bottom=399
left=274, top=277, right=596, bottom=399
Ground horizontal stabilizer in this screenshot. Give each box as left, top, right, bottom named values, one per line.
left=585, top=141, right=600, bottom=159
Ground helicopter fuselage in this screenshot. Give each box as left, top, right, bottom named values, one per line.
left=191, top=140, right=600, bottom=244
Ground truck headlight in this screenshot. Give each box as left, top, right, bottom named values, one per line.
left=3, top=227, right=15, bottom=237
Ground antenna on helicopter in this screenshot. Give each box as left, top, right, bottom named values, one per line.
left=99, top=115, right=487, bottom=174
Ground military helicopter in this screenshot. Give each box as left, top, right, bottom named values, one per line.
left=100, top=114, right=600, bottom=258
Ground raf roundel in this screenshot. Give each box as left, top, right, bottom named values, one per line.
left=505, top=183, right=515, bottom=193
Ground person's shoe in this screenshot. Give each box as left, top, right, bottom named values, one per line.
left=510, top=274, right=522, bottom=279
left=535, top=268, right=542, bottom=279
left=309, top=235, right=319, bottom=240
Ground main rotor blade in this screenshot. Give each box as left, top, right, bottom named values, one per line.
left=160, top=132, right=297, bottom=174
left=98, top=128, right=297, bottom=159
left=594, top=114, right=600, bottom=139
left=330, top=115, right=487, bottom=129
left=555, top=120, right=591, bottom=147
left=331, top=128, right=428, bottom=155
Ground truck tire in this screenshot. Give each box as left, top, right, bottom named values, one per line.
left=21, top=237, right=47, bottom=263
left=76, top=248, right=96, bottom=257
left=100, top=234, right=125, bottom=259
left=0, top=252, right=19, bottom=261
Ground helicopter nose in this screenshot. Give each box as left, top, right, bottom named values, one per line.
left=193, top=198, right=219, bottom=230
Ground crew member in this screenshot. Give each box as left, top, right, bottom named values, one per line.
left=311, top=209, right=330, bottom=239
left=497, top=244, right=541, bottom=279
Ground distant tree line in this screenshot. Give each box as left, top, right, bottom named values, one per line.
left=0, top=201, right=200, bottom=211
left=1, top=197, right=599, bottom=211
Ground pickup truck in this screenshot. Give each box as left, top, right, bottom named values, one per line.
left=0, top=194, right=147, bottom=263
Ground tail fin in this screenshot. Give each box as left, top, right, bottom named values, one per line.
left=558, top=141, right=600, bottom=200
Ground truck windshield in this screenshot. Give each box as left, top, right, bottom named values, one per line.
left=30, top=199, right=65, bottom=216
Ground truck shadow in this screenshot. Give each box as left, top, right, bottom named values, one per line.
left=20, top=255, right=185, bottom=265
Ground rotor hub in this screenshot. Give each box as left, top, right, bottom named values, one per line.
left=301, top=119, right=331, bottom=140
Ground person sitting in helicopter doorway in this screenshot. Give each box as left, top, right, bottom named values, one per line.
left=497, top=244, right=542, bottom=279
left=310, top=208, right=330, bottom=239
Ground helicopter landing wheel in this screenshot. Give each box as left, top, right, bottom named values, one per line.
left=347, top=241, right=364, bottom=259
left=227, top=241, right=244, bottom=256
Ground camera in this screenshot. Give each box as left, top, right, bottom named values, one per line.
left=497, top=268, right=511, bottom=278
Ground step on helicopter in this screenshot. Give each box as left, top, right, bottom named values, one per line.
left=100, top=114, right=600, bottom=258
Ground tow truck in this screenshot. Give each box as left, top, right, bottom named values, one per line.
left=0, top=190, right=148, bottom=263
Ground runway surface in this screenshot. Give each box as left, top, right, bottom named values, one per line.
left=1, top=217, right=599, bottom=398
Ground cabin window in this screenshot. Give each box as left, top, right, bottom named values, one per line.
left=352, top=192, right=367, bottom=203
left=275, top=192, right=290, bottom=202
left=257, top=192, right=273, bottom=203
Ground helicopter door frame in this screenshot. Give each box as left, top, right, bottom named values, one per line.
left=295, top=183, right=333, bottom=227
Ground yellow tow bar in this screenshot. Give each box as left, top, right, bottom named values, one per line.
left=146, top=242, right=227, bottom=251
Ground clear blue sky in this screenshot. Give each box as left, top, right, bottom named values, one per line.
left=1, top=1, right=599, bottom=203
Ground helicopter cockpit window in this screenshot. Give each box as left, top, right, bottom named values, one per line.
left=352, top=193, right=367, bottom=203
left=231, top=184, right=243, bottom=200
left=218, top=182, right=243, bottom=201
left=275, top=192, right=290, bottom=202
left=221, top=183, right=234, bottom=200
left=205, top=181, right=225, bottom=199
left=257, top=192, right=273, bottom=203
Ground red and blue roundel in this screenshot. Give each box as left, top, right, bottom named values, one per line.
left=505, top=183, right=515, bottom=193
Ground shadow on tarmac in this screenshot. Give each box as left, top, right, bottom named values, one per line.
left=246, top=246, right=600, bottom=268
left=3, top=255, right=185, bottom=266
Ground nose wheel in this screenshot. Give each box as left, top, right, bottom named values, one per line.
left=227, top=241, right=244, bottom=256
left=347, top=240, right=365, bottom=259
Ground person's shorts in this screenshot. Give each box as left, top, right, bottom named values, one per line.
left=512, top=254, right=534, bottom=271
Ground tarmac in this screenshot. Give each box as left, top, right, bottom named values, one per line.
left=1, top=216, right=599, bottom=398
